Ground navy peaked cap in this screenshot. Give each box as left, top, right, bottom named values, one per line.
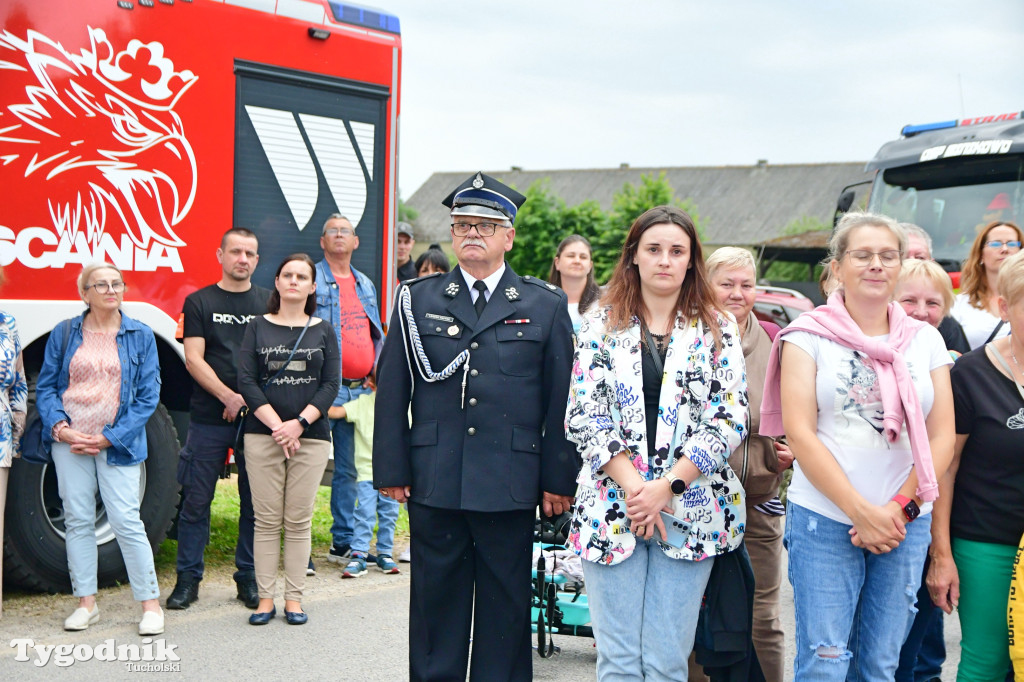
left=442, top=172, right=527, bottom=224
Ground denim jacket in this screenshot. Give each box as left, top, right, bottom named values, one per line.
left=36, top=312, right=161, bottom=465
left=314, top=259, right=383, bottom=406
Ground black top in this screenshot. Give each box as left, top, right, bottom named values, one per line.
left=182, top=284, right=271, bottom=424
left=938, top=315, right=971, bottom=355
left=641, top=336, right=668, bottom=460
left=238, top=317, right=340, bottom=442
left=397, top=259, right=418, bottom=282
left=949, top=346, right=1024, bottom=546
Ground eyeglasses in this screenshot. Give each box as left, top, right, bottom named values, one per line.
left=85, top=281, right=126, bottom=293
left=985, top=240, right=1022, bottom=250
left=323, top=227, right=354, bottom=237
left=451, top=222, right=505, bottom=237
left=843, top=250, right=901, bottom=268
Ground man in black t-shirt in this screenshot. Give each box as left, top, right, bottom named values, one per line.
left=396, top=222, right=418, bottom=281
left=166, top=228, right=271, bottom=611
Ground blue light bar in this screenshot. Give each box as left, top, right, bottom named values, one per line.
left=901, top=120, right=958, bottom=137
left=328, top=2, right=400, bottom=34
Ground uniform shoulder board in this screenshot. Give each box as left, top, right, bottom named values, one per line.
left=404, top=271, right=444, bottom=286
left=520, top=275, right=563, bottom=297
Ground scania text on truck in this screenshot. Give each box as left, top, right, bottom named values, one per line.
left=0, top=0, right=401, bottom=593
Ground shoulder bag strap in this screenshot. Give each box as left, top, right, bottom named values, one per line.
left=642, top=324, right=664, bottom=377
left=988, top=343, right=1024, bottom=403
left=984, top=320, right=1007, bottom=345
left=262, top=316, right=313, bottom=391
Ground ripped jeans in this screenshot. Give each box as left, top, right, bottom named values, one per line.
left=785, top=502, right=930, bottom=681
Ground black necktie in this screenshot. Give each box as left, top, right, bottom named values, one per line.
left=473, top=280, right=488, bottom=318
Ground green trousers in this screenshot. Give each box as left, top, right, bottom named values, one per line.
left=952, top=537, right=1015, bottom=681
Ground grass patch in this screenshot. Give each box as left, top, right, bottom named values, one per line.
left=155, top=476, right=410, bottom=579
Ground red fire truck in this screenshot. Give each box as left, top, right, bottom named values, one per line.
left=1, top=0, right=401, bottom=592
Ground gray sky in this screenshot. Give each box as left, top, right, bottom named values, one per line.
left=384, top=0, right=1024, bottom=199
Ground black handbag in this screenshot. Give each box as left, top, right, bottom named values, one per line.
left=20, top=320, right=72, bottom=465
left=233, top=317, right=312, bottom=457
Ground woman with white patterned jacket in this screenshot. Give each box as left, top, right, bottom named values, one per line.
left=565, top=205, right=747, bottom=680
left=0, top=267, right=27, bottom=618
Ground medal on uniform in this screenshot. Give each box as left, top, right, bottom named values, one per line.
left=447, top=325, right=459, bottom=336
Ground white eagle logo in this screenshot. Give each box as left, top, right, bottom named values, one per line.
left=0, top=26, right=197, bottom=249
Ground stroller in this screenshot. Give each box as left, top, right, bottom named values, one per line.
left=532, top=512, right=593, bottom=657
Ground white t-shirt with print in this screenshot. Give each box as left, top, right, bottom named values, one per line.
left=784, top=325, right=952, bottom=525
left=951, top=293, right=1010, bottom=350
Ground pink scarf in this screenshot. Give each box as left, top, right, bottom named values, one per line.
left=760, top=291, right=938, bottom=502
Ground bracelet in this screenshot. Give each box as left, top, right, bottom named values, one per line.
left=52, top=420, right=69, bottom=443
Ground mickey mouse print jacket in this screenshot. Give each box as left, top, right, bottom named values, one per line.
left=565, top=307, right=748, bottom=565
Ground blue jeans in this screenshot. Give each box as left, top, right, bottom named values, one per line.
left=174, top=421, right=255, bottom=582
left=329, top=385, right=370, bottom=548
left=51, top=442, right=160, bottom=601
left=895, top=555, right=945, bottom=682
left=351, top=480, right=399, bottom=556
left=583, top=539, right=713, bottom=681
left=785, top=502, right=931, bottom=681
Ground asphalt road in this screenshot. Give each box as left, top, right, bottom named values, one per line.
left=0, top=553, right=962, bottom=680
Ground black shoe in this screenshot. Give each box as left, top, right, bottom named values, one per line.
left=235, top=578, right=259, bottom=609
left=326, top=544, right=351, bottom=565
left=285, top=610, right=308, bottom=625
left=165, top=576, right=199, bottom=610
left=248, top=607, right=276, bottom=625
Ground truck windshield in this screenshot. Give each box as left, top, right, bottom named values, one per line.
left=868, top=154, right=1024, bottom=267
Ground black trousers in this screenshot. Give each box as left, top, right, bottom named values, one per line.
left=408, top=502, right=535, bottom=682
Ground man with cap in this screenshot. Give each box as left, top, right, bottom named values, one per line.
left=396, top=222, right=418, bottom=282
left=374, top=172, right=578, bottom=681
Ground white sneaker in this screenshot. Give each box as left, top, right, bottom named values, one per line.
left=64, top=605, right=100, bottom=631
left=398, top=547, right=411, bottom=563
left=139, top=608, right=165, bottom=636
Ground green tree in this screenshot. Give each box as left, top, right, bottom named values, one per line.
left=398, top=197, right=418, bottom=224
left=504, top=179, right=566, bottom=279
left=591, top=172, right=706, bottom=283
left=505, top=173, right=706, bottom=284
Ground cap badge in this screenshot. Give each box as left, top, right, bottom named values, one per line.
left=504, top=286, right=520, bottom=301
left=445, top=282, right=460, bottom=298
left=472, top=173, right=484, bottom=189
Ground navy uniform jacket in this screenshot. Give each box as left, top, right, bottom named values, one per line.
left=373, top=264, right=579, bottom=512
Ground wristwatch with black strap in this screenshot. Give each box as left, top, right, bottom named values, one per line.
left=892, top=494, right=920, bottom=522
left=296, top=415, right=311, bottom=431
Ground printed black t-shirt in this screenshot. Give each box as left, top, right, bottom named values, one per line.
left=949, top=346, right=1024, bottom=546
left=237, top=317, right=340, bottom=442
left=182, top=284, right=271, bottom=424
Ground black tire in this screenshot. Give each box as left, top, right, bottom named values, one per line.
left=3, top=404, right=181, bottom=593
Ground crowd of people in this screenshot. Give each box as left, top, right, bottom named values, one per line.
left=0, top=170, right=1022, bottom=681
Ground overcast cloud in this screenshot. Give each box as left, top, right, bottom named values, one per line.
left=382, top=0, right=1024, bottom=198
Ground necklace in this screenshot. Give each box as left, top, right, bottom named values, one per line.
left=1011, top=339, right=1023, bottom=380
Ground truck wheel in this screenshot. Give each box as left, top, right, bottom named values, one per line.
left=2, top=405, right=181, bottom=593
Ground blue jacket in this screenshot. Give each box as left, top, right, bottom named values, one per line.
left=36, top=312, right=161, bottom=465
left=314, top=259, right=383, bottom=406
